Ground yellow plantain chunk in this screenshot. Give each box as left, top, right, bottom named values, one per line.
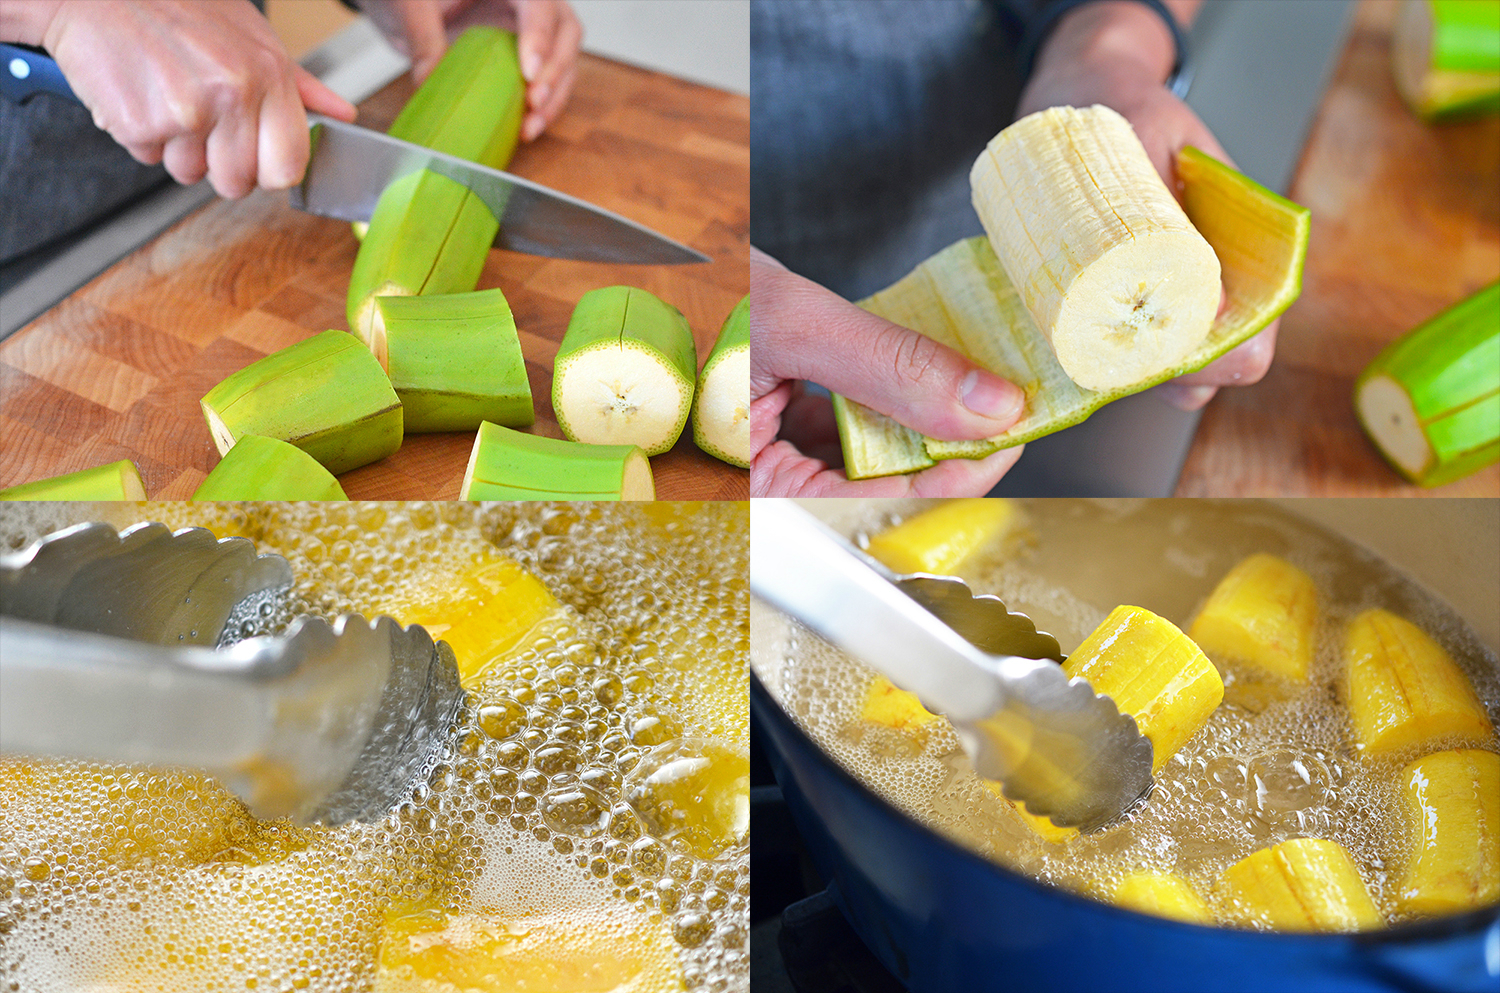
left=1396, top=748, right=1500, bottom=916
left=1113, top=872, right=1213, bottom=924
left=377, top=903, right=684, bottom=992
left=1344, top=608, right=1492, bottom=759
left=1220, top=838, right=1383, bottom=933
left=863, top=498, right=1016, bottom=575
left=1064, top=606, right=1224, bottom=773
left=366, top=555, right=562, bottom=686
left=1189, top=553, right=1318, bottom=683
left=860, top=675, right=942, bottom=731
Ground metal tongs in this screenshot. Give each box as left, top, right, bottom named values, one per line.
left=0, top=522, right=463, bottom=825
left=750, top=501, right=1154, bottom=832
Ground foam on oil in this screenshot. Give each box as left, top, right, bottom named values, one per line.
left=0, top=502, right=748, bottom=992
left=767, top=499, right=1498, bottom=929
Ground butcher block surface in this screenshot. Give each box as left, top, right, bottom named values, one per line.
left=0, top=54, right=749, bottom=500
left=1176, top=0, right=1499, bottom=496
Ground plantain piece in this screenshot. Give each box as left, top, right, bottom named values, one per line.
left=692, top=293, right=751, bottom=467
left=983, top=781, right=1078, bottom=844
left=368, top=554, right=561, bottom=686
left=1220, top=837, right=1383, bottom=932
left=460, top=421, right=654, bottom=500
left=551, top=286, right=697, bottom=456
left=386, top=27, right=525, bottom=167
left=347, top=170, right=500, bottom=365
left=1065, top=606, right=1223, bottom=773
left=0, top=460, right=147, bottom=501
left=834, top=138, right=1309, bottom=478
left=971, top=105, right=1221, bottom=391
left=378, top=898, right=683, bottom=992
left=352, top=26, right=524, bottom=248
left=1354, top=280, right=1500, bottom=488
left=1113, top=872, right=1213, bottom=924
left=864, top=499, right=1017, bottom=575
left=1395, top=748, right=1500, bottom=915
left=200, top=330, right=403, bottom=476
left=861, top=675, right=942, bottom=732
left=1392, top=0, right=1500, bottom=119
left=375, top=289, right=534, bottom=433
left=1344, top=608, right=1492, bottom=759
left=192, top=435, right=347, bottom=501
left=1189, top=554, right=1319, bottom=684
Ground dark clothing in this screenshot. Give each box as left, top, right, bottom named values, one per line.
left=0, top=95, right=170, bottom=264
left=750, top=0, right=1028, bottom=301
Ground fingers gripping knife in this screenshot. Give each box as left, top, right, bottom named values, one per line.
left=0, top=522, right=464, bottom=825
left=749, top=501, right=1154, bottom=832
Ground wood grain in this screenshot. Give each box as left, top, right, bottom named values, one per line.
left=0, top=55, right=749, bottom=500
left=1176, top=0, right=1500, bottom=496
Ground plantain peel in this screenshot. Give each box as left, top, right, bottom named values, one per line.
left=833, top=107, right=1310, bottom=479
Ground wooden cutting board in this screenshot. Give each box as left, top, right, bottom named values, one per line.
left=1176, top=0, right=1499, bottom=496
left=0, top=54, right=749, bottom=500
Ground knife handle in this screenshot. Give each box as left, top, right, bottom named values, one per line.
left=0, top=44, right=80, bottom=106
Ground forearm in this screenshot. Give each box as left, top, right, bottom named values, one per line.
left=0, top=0, right=63, bottom=45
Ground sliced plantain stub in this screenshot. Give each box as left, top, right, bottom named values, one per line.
left=551, top=286, right=697, bottom=457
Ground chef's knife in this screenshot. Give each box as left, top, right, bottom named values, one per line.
left=0, top=44, right=708, bottom=265
left=296, top=113, right=709, bottom=264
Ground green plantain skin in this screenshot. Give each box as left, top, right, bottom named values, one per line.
left=461, top=421, right=653, bottom=500
left=201, top=331, right=403, bottom=476
left=193, top=435, right=348, bottom=501
left=0, top=460, right=146, bottom=500
left=378, top=289, right=534, bottom=433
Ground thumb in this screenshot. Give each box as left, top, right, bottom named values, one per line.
left=753, top=254, right=1025, bottom=442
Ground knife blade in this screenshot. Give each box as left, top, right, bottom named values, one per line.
left=294, top=114, right=709, bottom=265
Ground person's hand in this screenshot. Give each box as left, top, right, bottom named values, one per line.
left=357, top=0, right=581, bottom=141
left=25, top=0, right=356, bottom=199
left=752, top=248, right=1027, bottom=497
left=1018, top=0, right=1276, bottom=411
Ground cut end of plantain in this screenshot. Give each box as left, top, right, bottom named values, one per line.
left=552, top=286, right=697, bottom=456
left=0, top=459, right=147, bottom=501
left=1354, top=280, right=1500, bottom=487
left=1392, top=0, right=1500, bottom=119
left=460, top=421, right=654, bottom=501
left=1356, top=373, right=1433, bottom=478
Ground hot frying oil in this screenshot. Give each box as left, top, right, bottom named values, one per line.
left=0, top=502, right=748, bottom=992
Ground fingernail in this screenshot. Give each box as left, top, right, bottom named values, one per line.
left=521, top=50, right=541, bottom=81
left=531, top=83, right=550, bottom=108
left=961, top=369, right=1024, bottom=421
